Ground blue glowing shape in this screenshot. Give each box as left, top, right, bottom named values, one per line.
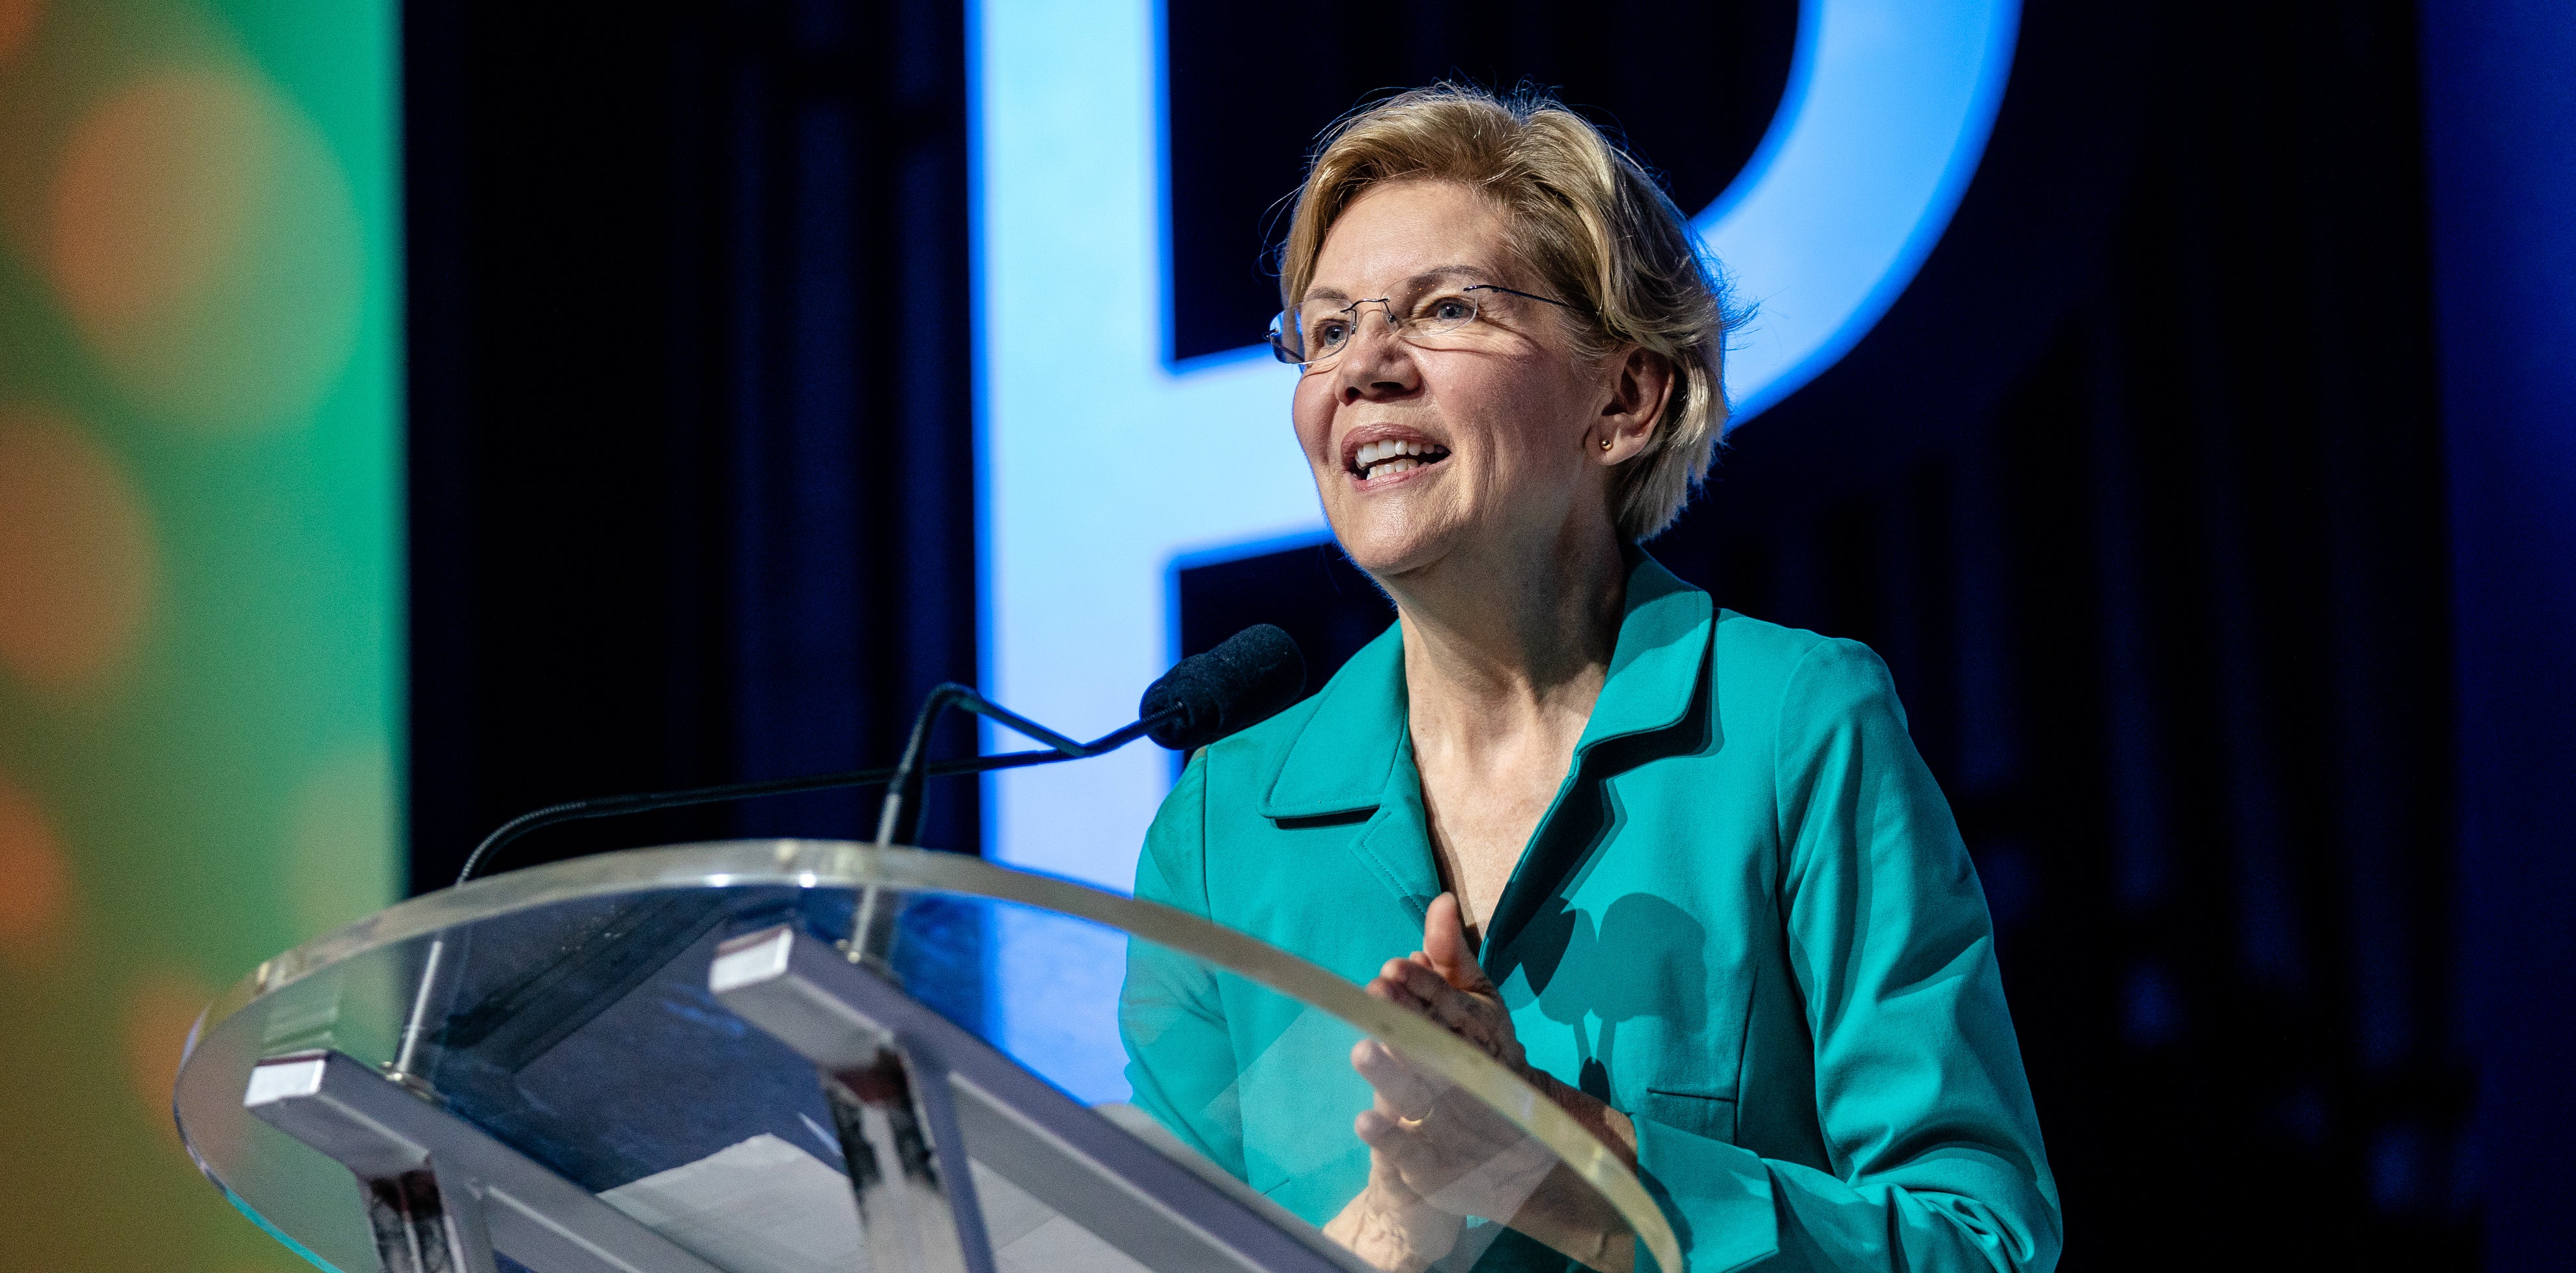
left=973, top=3, right=2016, bottom=1098
left=1707, top=0, right=2019, bottom=418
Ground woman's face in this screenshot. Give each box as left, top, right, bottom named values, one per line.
left=1291, top=180, right=1622, bottom=583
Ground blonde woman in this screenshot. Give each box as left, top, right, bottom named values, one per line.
left=1121, top=84, right=2057, bottom=1273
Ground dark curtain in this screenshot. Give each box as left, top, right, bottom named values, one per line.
left=2418, top=0, right=2576, bottom=1266
left=1653, top=1, right=2466, bottom=1262
left=404, top=0, right=978, bottom=888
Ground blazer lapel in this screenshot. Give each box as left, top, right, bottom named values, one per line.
left=1253, top=553, right=1722, bottom=949
left=1259, top=626, right=1442, bottom=915
left=1483, top=553, right=1719, bottom=969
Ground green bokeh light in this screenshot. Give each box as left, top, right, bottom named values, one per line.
left=0, top=1, right=397, bottom=1267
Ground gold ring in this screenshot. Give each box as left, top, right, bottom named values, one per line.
left=1396, top=1111, right=1430, bottom=1129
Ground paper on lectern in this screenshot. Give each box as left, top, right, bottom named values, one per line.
left=599, top=1132, right=1147, bottom=1273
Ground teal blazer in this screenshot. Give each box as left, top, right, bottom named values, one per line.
left=1121, top=553, right=2060, bottom=1272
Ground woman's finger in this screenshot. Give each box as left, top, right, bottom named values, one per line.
left=1382, top=958, right=1450, bottom=1006
left=1351, top=1035, right=1426, bottom=1087
left=1369, top=966, right=1451, bottom=1028
left=1355, top=1107, right=1395, bottom=1147
left=1358, top=1100, right=1418, bottom=1143
left=1352, top=1039, right=1444, bottom=1113
left=1421, top=894, right=1498, bottom=996
left=1375, top=957, right=1450, bottom=1000
left=1390, top=963, right=1508, bottom=1046
left=1394, top=953, right=1502, bottom=1018
left=1424, top=994, right=1496, bottom=1048
left=1365, top=1106, right=1511, bottom=1200
left=1356, top=1108, right=1449, bottom=1171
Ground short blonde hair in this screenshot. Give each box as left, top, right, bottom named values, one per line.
left=1279, top=83, right=1734, bottom=541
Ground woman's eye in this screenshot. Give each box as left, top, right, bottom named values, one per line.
left=1315, top=320, right=1351, bottom=347
left=1429, top=298, right=1472, bottom=323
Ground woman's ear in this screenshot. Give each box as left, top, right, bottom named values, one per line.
left=1592, top=346, right=1675, bottom=465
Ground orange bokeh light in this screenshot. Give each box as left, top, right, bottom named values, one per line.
left=0, top=406, right=156, bottom=692
left=0, top=0, right=40, bottom=65
left=122, top=967, right=213, bottom=1148
left=47, top=69, right=263, bottom=329
left=45, top=68, right=363, bottom=433
left=0, top=771, right=71, bottom=964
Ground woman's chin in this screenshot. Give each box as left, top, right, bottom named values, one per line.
left=1325, top=490, right=1475, bottom=581
left=1333, top=525, right=1452, bottom=582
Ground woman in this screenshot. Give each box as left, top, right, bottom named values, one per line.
left=1121, top=85, right=2058, bottom=1273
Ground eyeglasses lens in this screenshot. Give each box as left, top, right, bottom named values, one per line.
left=1272, top=289, right=1483, bottom=367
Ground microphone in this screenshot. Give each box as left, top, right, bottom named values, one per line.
left=1139, top=623, right=1306, bottom=751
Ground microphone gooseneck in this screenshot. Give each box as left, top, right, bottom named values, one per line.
left=854, top=626, right=1307, bottom=960
left=870, top=683, right=1158, bottom=847
left=875, top=625, right=1308, bottom=845
left=453, top=714, right=1167, bottom=888
left=395, top=626, right=1307, bottom=1086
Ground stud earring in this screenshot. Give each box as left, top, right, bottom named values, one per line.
left=1599, top=436, right=1613, bottom=451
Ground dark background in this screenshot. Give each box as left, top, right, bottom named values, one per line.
left=404, top=0, right=981, bottom=878
left=1163, top=0, right=1797, bottom=363
left=404, top=0, right=2575, bottom=1267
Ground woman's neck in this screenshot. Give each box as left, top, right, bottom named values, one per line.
left=1385, top=522, right=1629, bottom=763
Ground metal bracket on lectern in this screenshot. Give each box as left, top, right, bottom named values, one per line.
left=244, top=1050, right=725, bottom=1273
left=709, top=923, right=1367, bottom=1273
left=712, top=925, right=998, bottom=1273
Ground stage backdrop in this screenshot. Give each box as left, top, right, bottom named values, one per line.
left=389, top=0, right=2566, bottom=1267
left=0, top=1, right=400, bottom=1268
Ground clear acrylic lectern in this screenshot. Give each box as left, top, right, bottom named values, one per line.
left=174, top=841, right=1679, bottom=1273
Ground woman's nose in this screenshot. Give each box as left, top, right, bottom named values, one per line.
left=1336, top=307, right=1418, bottom=398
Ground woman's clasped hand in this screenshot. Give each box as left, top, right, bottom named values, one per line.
left=1323, top=894, right=1640, bottom=1273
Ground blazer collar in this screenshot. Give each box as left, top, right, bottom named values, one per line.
left=1260, top=621, right=1408, bottom=820
left=1571, top=552, right=1712, bottom=756
left=1257, top=551, right=1715, bottom=822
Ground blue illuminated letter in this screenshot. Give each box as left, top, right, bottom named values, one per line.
left=973, top=0, right=2016, bottom=1096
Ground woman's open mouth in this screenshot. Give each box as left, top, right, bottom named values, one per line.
left=1349, top=438, right=1451, bottom=483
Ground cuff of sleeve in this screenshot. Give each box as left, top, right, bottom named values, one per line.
left=1629, top=1115, right=1779, bottom=1273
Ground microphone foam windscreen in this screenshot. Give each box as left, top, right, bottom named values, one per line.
left=1140, top=624, right=1306, bottom=751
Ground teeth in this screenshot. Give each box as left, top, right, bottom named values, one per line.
left=1352, top=438, right=1441, bottom=471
